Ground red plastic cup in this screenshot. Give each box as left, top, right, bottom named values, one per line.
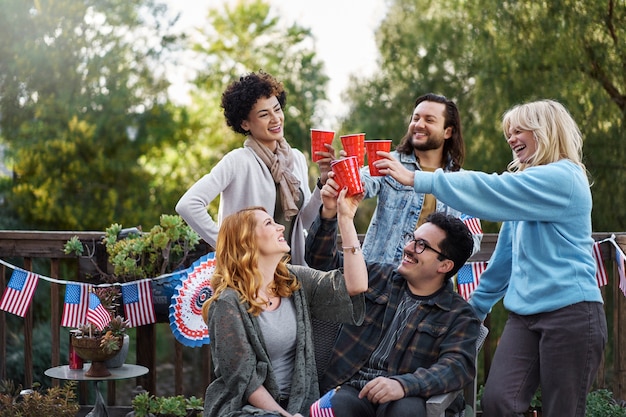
left=311, top=129, right=335, bottom=162
left=365, top=140, right=393, bottom=176
left=340, top=133, right=366, bottom=167
left=331, top=156, right=364, bottom=196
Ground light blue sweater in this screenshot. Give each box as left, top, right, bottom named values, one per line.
left=412, top=159, right=603, bottom=320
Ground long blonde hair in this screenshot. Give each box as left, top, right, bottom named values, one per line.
left=503, top=99, right=586, bottom=173
left=202, top=207, right=300, bottom=321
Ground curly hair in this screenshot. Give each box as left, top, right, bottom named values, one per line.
left=396, top=93, right=465, bottom=171
left=202, top=207, right=300, bottom=320
left=221, top=71, right=287, bottom=135
left=424, top=212, right=473, bottom=280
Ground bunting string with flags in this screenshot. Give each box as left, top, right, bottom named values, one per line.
left=456, top=261, right=487, bottom=301
left=615, top=244, right=626, bottom=297
left=122, top=279, right=156, bottom=327
left=0, top=269, right=39, bottom=318
left=2, top=235, right=626, bottom=341
left=61, top=283, right=91, bottom=327
left=592, top=241, right=608, bottom=287
left=460, top=214, right=483, bottom=235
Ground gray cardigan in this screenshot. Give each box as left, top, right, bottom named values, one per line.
left=203, top=265, right=365, bottom=417
left=176, top=146, right=321, bottom=266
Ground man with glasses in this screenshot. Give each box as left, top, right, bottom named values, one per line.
left=305, top=182, right=480, bottom=417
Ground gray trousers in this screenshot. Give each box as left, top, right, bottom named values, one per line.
left=481, top=301, right=607, bottom=417
left=329, top=384, right=428, bottom=417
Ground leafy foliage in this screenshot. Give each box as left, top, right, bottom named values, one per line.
left=132, top=391, right=204, bottom=417
left=341, top=0, right=626, bottom=231
left=586, top=389, right=626, bottom=417
left=0, top=0, right=184, bottom=230
left=0, top=381, right=79, bottom=417
left=158, top=0, right=330, bottom=216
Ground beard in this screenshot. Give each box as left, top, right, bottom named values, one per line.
left=403, top=130, right=446, bottom=152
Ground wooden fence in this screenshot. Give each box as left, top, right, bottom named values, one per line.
left=1, top=231, right=626, bottom=404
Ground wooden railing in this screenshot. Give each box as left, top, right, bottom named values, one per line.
left=1, top=231, right=626, bottom=404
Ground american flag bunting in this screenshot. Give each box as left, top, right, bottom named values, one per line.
left=0, top=269, right=39, bottom=317
left=61, top=283, right=91, bottom=327
left=592, top=242, right=608, bottom=287
left=460, top=214, right=482, bottom=235
left=122, top=279, right=156, bottom=327
left=86, top=292, right=111, bottom=330
left=616, top=246, right=626, bottom=297
left=457, top=262, right=487, bottom=301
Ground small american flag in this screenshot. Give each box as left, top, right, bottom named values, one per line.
left=592, top=242, right=608, bottom=287
left=460, top=214, right=482, bottom=235
left=122, top=279, right=156, bottom=327
left=310, top=388, right=337, bottom=417
left=61, top=283, right=91, bottom=327
left=86, top=292, right=112, bottom=331
left=0, top=269, right=39, bottom=317
left=457, top=262, right=487, bottom=301
left=616, top=246, right=626, bottom=297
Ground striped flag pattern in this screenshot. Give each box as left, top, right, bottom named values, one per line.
left=592, top=242, right=608, bottom=287
left=122, top=279, right=156, bottom=327
left=457, top=262, right=487, bottom=301
left=0, top=269, right=39, bottom=317
left=310, top=388, right=337, bottom=417
left=616, top=246, right=626, bottom=297
left=460, top=214, right=482, bottom=235
left=61, top=283, right=91, bottom=327
left=86, top=292, right=112, bottom=331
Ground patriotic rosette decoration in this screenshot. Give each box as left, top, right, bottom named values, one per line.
left=169, top=252, right=214, bottom=347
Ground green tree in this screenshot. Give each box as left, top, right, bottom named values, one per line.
left=146, top=0, right=330, bottom=221
left=341, top=0, right=626, bottom=231
left=0, top=0, right=182, bottom=230
left=192, top=0, right=328, bottom=150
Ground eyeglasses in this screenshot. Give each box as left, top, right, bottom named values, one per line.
left=404, top=236, right=449, bottom=260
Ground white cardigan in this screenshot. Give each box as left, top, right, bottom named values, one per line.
left=176, top=147, right=321, bottom=265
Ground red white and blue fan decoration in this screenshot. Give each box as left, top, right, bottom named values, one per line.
left=169, top=252, right=214, bottom=347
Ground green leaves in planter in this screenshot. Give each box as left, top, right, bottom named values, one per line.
left=586, top=389, right=626, bottom=417
left=131, top=392, right=203, bottom=417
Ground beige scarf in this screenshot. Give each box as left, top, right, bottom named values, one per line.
left=244, top=137, right=301, bottom=220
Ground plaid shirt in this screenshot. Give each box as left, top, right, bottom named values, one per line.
left=305, top=214, right=480, bottom=397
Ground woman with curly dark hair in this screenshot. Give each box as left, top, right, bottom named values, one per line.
left=176, top=71, right=332, bottom=265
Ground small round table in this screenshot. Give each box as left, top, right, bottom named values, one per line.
left=45, top=363, right=148, bottom=381
left=45, top=364, right=148, bottom=412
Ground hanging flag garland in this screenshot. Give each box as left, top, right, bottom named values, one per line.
left=1, top=235, right=625, bottom=343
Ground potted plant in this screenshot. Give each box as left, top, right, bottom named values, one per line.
left=128, top=392, right=203, bottom=417
left=65, top=214, right=201, bottom=321
left=69, top=286, right=130, bottom=377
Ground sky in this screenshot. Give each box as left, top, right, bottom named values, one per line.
left=162, top=0, right=387, bottom=125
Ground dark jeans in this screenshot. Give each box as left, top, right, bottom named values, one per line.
left=329, top=384, right=427, bottom=417
left=481, top=302, right=607, bottom=417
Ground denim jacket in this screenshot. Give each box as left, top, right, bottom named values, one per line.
left=361, top=150, right=482, bottom=265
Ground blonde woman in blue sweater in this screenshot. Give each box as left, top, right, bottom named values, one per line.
left=375, top=99, right=607, bottom=417
left=176, top=72, right=330, bottom=265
